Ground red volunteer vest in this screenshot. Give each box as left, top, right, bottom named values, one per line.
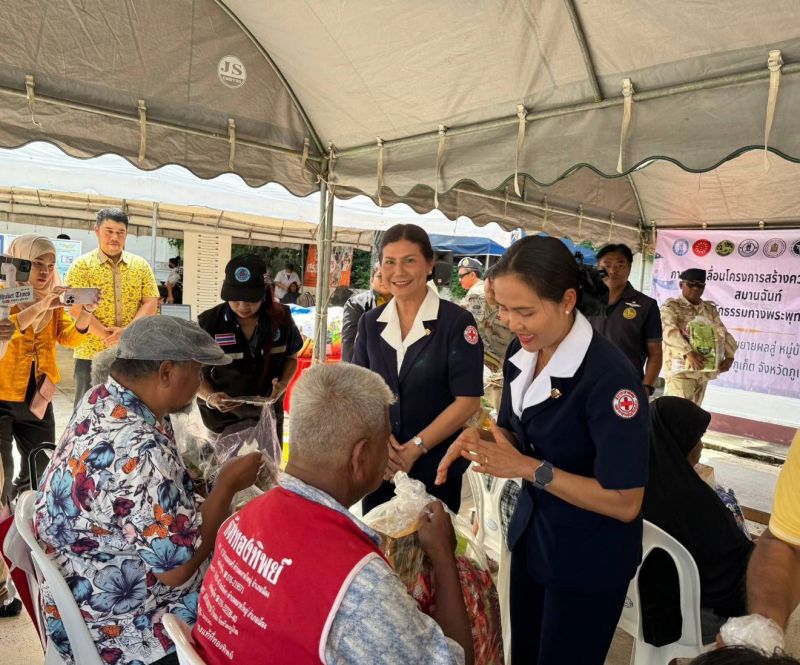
left=192, top=487, right=385, bottom=664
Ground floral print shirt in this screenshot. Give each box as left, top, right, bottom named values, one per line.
left=34, top=379, right=204, bottom=664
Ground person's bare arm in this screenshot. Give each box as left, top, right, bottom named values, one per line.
left=747, top=528, right=800, bottom=628
left=133, top=296, right=159, bottom=321
left=643, top=341, right=662, bottom=388
left=417, top=502, right=474, bottom=665
left=154, top=453, right=260, bottom=587
left=69, top=303, right=110, bottom=338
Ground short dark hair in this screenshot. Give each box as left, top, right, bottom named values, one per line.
left=96, top=207, right=129, bottom=228
left=380, top=224, right=434, bottom=262
left=690, top=646, right=800, bottom=665
left=109, top=357, right=163, bottom=380
left=169, top=256, right=181, bottom=267
left=597, top=243, right=633, bottom=265
left=56, top=233, right=71, bottom=240
left=491, top=235, right=579, bottom=304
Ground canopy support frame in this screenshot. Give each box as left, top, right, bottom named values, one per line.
left=563, top=0, right=603, bottom=103
left=313, top=160, right=333, bottom=362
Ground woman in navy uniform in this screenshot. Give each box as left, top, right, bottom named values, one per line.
left=353, top=224, right=483, bottom=513
left=437, top=236, right=649, bottom=665
left=197, top=254, right=302, bottom=443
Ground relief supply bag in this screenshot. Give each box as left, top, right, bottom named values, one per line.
left=363, top=472, right=503, bottom=665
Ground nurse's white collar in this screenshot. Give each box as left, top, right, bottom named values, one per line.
left=508, top=311, right=593, bottom=415
left=377, top=284, right=440, bottom=356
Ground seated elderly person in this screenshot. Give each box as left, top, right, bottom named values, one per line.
left=34, top=316, right=260, bottom=665
left=192, top=363, right=474, bottom=665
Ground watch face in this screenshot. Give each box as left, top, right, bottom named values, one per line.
left=535, top=463, right=554, bottom=486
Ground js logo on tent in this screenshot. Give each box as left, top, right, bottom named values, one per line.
left=218, top=55, right=247, bottom=89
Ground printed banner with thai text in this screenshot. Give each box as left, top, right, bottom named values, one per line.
left=652, top=230, right=800, bottom=398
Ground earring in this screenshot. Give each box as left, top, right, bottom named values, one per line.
left=565, top=310, right=571, bottom=315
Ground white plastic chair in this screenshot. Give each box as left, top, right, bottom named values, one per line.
left=4, top=491, right=103, bottom=665
left=618, top=520, right=714, bottom=665
left=163, top=613, right=206, bottom=665
left=466, top=468, right=517, bottom=664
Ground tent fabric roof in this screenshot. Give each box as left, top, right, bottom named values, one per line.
left=0, top=1, right=798, bottom=246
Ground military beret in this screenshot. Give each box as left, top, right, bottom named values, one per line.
left=679, top=268, right=706, bottom=282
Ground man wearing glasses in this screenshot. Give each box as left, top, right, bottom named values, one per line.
left=661, top=268, right=738, bottom=405
left=457, top=257, right=514, bottom=411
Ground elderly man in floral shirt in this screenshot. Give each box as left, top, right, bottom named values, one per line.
left=34, top=316, right=260, bottom=665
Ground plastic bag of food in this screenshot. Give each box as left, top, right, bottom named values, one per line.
left=172, top=401, right=281, bottom=500
left=687, top=315, right=721, bottom=372
left=719, top=614, right=784, bottom=654
left=363, top=473, right=503, bottom=665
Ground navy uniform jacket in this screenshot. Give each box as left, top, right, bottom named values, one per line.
left=587, top=282, right=662, bottom=376
left=500, top=314, right=649, bottom=593
left=197, top=302, right=303, bottom=433
left=353, top=290, right=484, bottom=511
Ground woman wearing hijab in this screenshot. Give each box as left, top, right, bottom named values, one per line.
left=0, top=234, right=96, bottom=499
left=640, top=396, right=754, bottom=646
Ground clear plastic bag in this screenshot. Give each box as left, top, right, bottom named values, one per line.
left=719, top=614, right=785, bottom=654
left=363, top=473, right=503, bottom=665
left=172, top=401, right=281, bottom=506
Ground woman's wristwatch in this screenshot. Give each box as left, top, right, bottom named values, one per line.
left=533, top=460, right=554, bottom=490
left=412, top=435, right=427, bottom=454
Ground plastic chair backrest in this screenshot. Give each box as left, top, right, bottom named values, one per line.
left=13, top=491, right=103, bottom=665
left=27, top=443, right=55, bottom=492
left=618, top=520, right=709, bottom=665
left=163, top=614, right=206, bottom=665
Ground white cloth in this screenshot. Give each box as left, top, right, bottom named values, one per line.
left=508, top=311, right=593, bottom=417
left=274, top=270, right=301, bottom=299
left=377, top=285, right=440, bottom=372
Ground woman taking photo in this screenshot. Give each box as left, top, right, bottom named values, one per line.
left=437, top=235, right=649, bottom=664
left=640, top=396, right=753, bottom=646
left=0, top=234, right=94, bottom=499
left=353, top=224, right=483, bottom=513
left=197, top=254, right=302, bottom=443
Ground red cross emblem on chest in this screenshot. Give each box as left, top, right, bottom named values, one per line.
left=464, top=325, right=480, bottom=345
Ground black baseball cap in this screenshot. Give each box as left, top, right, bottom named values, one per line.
left=221, top=255, right=267, bottom=302
left=679, top=268, right=706, bottom=283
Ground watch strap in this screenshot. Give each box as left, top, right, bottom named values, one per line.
left=533, top=460, right=554, bottom=490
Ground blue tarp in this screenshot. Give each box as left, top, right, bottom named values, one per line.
left=428, top=234, right=507, bottom=256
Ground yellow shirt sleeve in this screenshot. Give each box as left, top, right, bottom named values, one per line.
left=65, top=256, right=91, bottom=288
left=769, top=431, right=800, bottom=546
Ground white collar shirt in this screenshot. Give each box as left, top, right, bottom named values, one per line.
left=508, top=311, right=594, bottom=417
left=377, top=285, right=440, bottom=372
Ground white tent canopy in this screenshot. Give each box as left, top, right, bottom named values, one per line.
left=2, top=1, right=799, bottom=249
left=0, top=142, right=514, bottom=249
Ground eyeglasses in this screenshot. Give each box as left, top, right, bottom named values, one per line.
left=457, top=272, right=474, bottom=281
left=683, top=280, right=705, bottom=288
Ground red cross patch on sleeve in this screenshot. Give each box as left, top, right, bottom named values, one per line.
left=464, top=325, right=480, bottom=345
left=612, top=389, right=639, bottom=419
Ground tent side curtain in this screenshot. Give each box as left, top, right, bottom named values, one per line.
left=428, top=234, right=506, bottom=257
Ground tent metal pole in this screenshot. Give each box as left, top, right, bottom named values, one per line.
left=150, top=202, right=158, bottom=268
left=314, top=189, right=335, bottom=362
left=336, top=63, right=800, bottom=158
left=452, top=186, right=636, bottom=232
left=0, top=85, right=324, bottom=163
left=562, top=0, right=603, bottom=102
left=313, top=179, right=328, bottom=362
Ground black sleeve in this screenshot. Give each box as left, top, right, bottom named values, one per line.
left=284, top=316, right=304, bottom=356
left=352, top=313, right=370, bottom=368
left=341, top=298, right=363, bottom=363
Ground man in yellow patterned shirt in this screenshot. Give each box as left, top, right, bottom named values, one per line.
left=65, top=208, right=160, bottom=406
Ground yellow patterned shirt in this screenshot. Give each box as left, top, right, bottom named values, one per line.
left=770, top=431, right=800, bottom=547
left=65, top=249, right=160, bottom=359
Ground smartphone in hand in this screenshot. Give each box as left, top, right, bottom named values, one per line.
left=60, top=288, right=100, bottom=306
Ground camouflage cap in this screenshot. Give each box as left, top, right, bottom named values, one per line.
left=116, top=315, right=232, bottom=366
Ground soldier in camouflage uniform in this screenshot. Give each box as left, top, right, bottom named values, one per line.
left=661, top=268, right=737, bottom=405
left=457, top=257, right=515, bottom=411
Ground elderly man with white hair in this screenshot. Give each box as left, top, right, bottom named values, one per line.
left=192, top=362, right=474, bottom=665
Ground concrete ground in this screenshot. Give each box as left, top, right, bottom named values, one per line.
left=2, top=347, right=799, bottom=663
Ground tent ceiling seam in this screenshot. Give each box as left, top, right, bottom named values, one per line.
left=562, top=0, right=603, bottom=102
left=0, top=84, right=323, bottom=163
left=336, top=62, right=800, bottom=158
left=213, top=0, right=325, bottom=156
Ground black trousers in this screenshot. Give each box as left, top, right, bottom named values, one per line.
left=0, top=370, right=56, bottom=501
left=73, top=358, right=93, bottom=409
left=510, top=531, right=629, bottom=665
